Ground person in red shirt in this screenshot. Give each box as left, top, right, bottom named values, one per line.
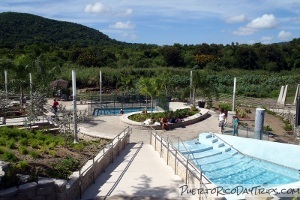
left=52, top=99, right=59, bottom=114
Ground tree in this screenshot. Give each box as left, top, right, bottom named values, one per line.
left=191, top=71, right=219, bottom=106
left=160, top=45, right=184, bottom=67
left=12, top=54, right=32, bottom=99
left=234, top=45, right=258, bottom=70
left=137, top=77, right=161, bottom=111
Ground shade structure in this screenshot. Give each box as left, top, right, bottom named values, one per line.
left=50, top=79, right=68, bottom=89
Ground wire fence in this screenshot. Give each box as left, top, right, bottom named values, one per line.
left=217, top=93, right=296, bottom=130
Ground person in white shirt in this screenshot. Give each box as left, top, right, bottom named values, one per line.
left=218, top=108, right=226, bottom=134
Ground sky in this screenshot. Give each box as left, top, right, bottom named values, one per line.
left=0, top=0, right=300, bottom=45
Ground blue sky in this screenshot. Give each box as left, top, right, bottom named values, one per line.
left=1, top=0, right=299, bottom=45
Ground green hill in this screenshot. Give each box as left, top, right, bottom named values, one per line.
left=0, top=12, right=122, bottom=48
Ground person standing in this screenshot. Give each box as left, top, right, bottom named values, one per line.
left=52, top=98, right=59, bottom=114
left=233, top=116, right=239, bottom=136
left=218, top=108, right=226, bottom=134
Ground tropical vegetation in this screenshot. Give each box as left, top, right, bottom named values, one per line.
left=0, top=12, right=300, bottom=102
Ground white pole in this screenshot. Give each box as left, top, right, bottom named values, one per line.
left=4, top=70, right=7, bottom=99
left=72, top=70, right=78, bottom=143
left=232, top=77, right=236, bottom=111
left=294, top=84, right=300, bottom=105
left=190, top=70, right=192, bottom=104
left=100, top=71, right=102, bottom=105
left=29, top=73, right=32, bottom=99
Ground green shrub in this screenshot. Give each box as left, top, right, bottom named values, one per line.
left=29, top=139, right=40, bottom=149
left=6, top=139, right=16, bottom=149
left=0, top=165, right=19, bottom=189
left=19, top=146, right=29, bottom=155
left=49, top=150, right=57, bottom=157
left=40, top=145, right=48, bottom=154
left=0, top=137, right=7, bottom=146
left=29, top=150, right=40, bottom=158
left=49, top=156, right=80, bottom=179
left=48, top=142, right=57, bottom=150
left=128, top=108, right=198, bottom=122
left=72, top=143, right=85, bottom=151
left=35, top=131, right=47, bottom=141
left=283, top=122, right=293, bottom=132
left=0, top=147, right=5, bottom=154
left=219, top=103, right=231, bottom=112
left=19, top=138, right=29, bottom=146
left=17, top=161, right=29, bottom=171
left=1, top=151, right=18, bottom=162
left=264, top=125, right=273, bottom=132
left=236, top=107, right=249, bottom=118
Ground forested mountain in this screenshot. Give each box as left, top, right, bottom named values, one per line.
left=0, top=12, right=300, bottom=99
left=0, top=12, right=122, bottom=48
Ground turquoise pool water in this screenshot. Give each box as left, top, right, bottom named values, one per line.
left=93, top=107, right=153, bottom=116
left=178, top=133, right=300, bottom=189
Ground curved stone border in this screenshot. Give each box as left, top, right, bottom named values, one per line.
left=120, top=108, right=209, bottom=130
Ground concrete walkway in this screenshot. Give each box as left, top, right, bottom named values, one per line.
left=70, top=101, right=211, bottom=200
left=80, top=143, right=197, bottom=200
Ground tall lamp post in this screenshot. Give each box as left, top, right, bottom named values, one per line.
left=190, top=70, right=193, bottom=104
left=72, top=70, right=78, bottom=143
left=100, top=71, right=102, bottom=106
left=4, top=70, right=8, bottom=99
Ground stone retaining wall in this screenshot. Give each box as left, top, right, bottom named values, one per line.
left=120, top=108, right=209, bottom=130
left=0, top=130, right=131, bottom=200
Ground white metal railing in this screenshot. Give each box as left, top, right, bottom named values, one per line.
left=149, top=128, right=210, bottom=199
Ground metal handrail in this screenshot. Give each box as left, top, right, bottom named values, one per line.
left=78, top=126, right=132, bottom=198
left=169, top=136, right=201, bottom=167
left=150, top=130, right=210, bottom=199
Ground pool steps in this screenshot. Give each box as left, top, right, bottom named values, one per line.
left=179, top=132, right=299, bottom=186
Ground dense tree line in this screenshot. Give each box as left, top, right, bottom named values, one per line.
left=0, top=12, right=300, bottom=100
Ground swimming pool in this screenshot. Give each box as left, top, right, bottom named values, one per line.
left=177, top=133, right=300, bottom=190
left=93, top=107, right=153, bottom=116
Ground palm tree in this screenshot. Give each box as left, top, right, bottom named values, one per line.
left=137, top=77, right=161, bottom=112
left=12, top=54, right=32, bottom=101
left=191, top=71, right=219, bottom=107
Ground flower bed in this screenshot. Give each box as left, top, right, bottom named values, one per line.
left=120, top=108, right=209, bottom=130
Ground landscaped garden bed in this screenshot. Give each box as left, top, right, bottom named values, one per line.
left=0, top=127, right=111, bottom=189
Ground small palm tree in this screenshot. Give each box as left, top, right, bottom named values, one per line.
left=137, top=77, right=161, bottom=112
left=191, top=71, right=219, bottom=106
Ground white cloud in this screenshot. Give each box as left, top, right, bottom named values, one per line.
left=225, top=14, right=247, bottom=24
left=84, top=2, right=111, bottom=14
left=247, top=14, right=278, bottom=29
left=233, top=14, right=278, bottom=36
left=278, top=30, right=292, bottom=40
left=109, top=21, right=135, bottom=29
